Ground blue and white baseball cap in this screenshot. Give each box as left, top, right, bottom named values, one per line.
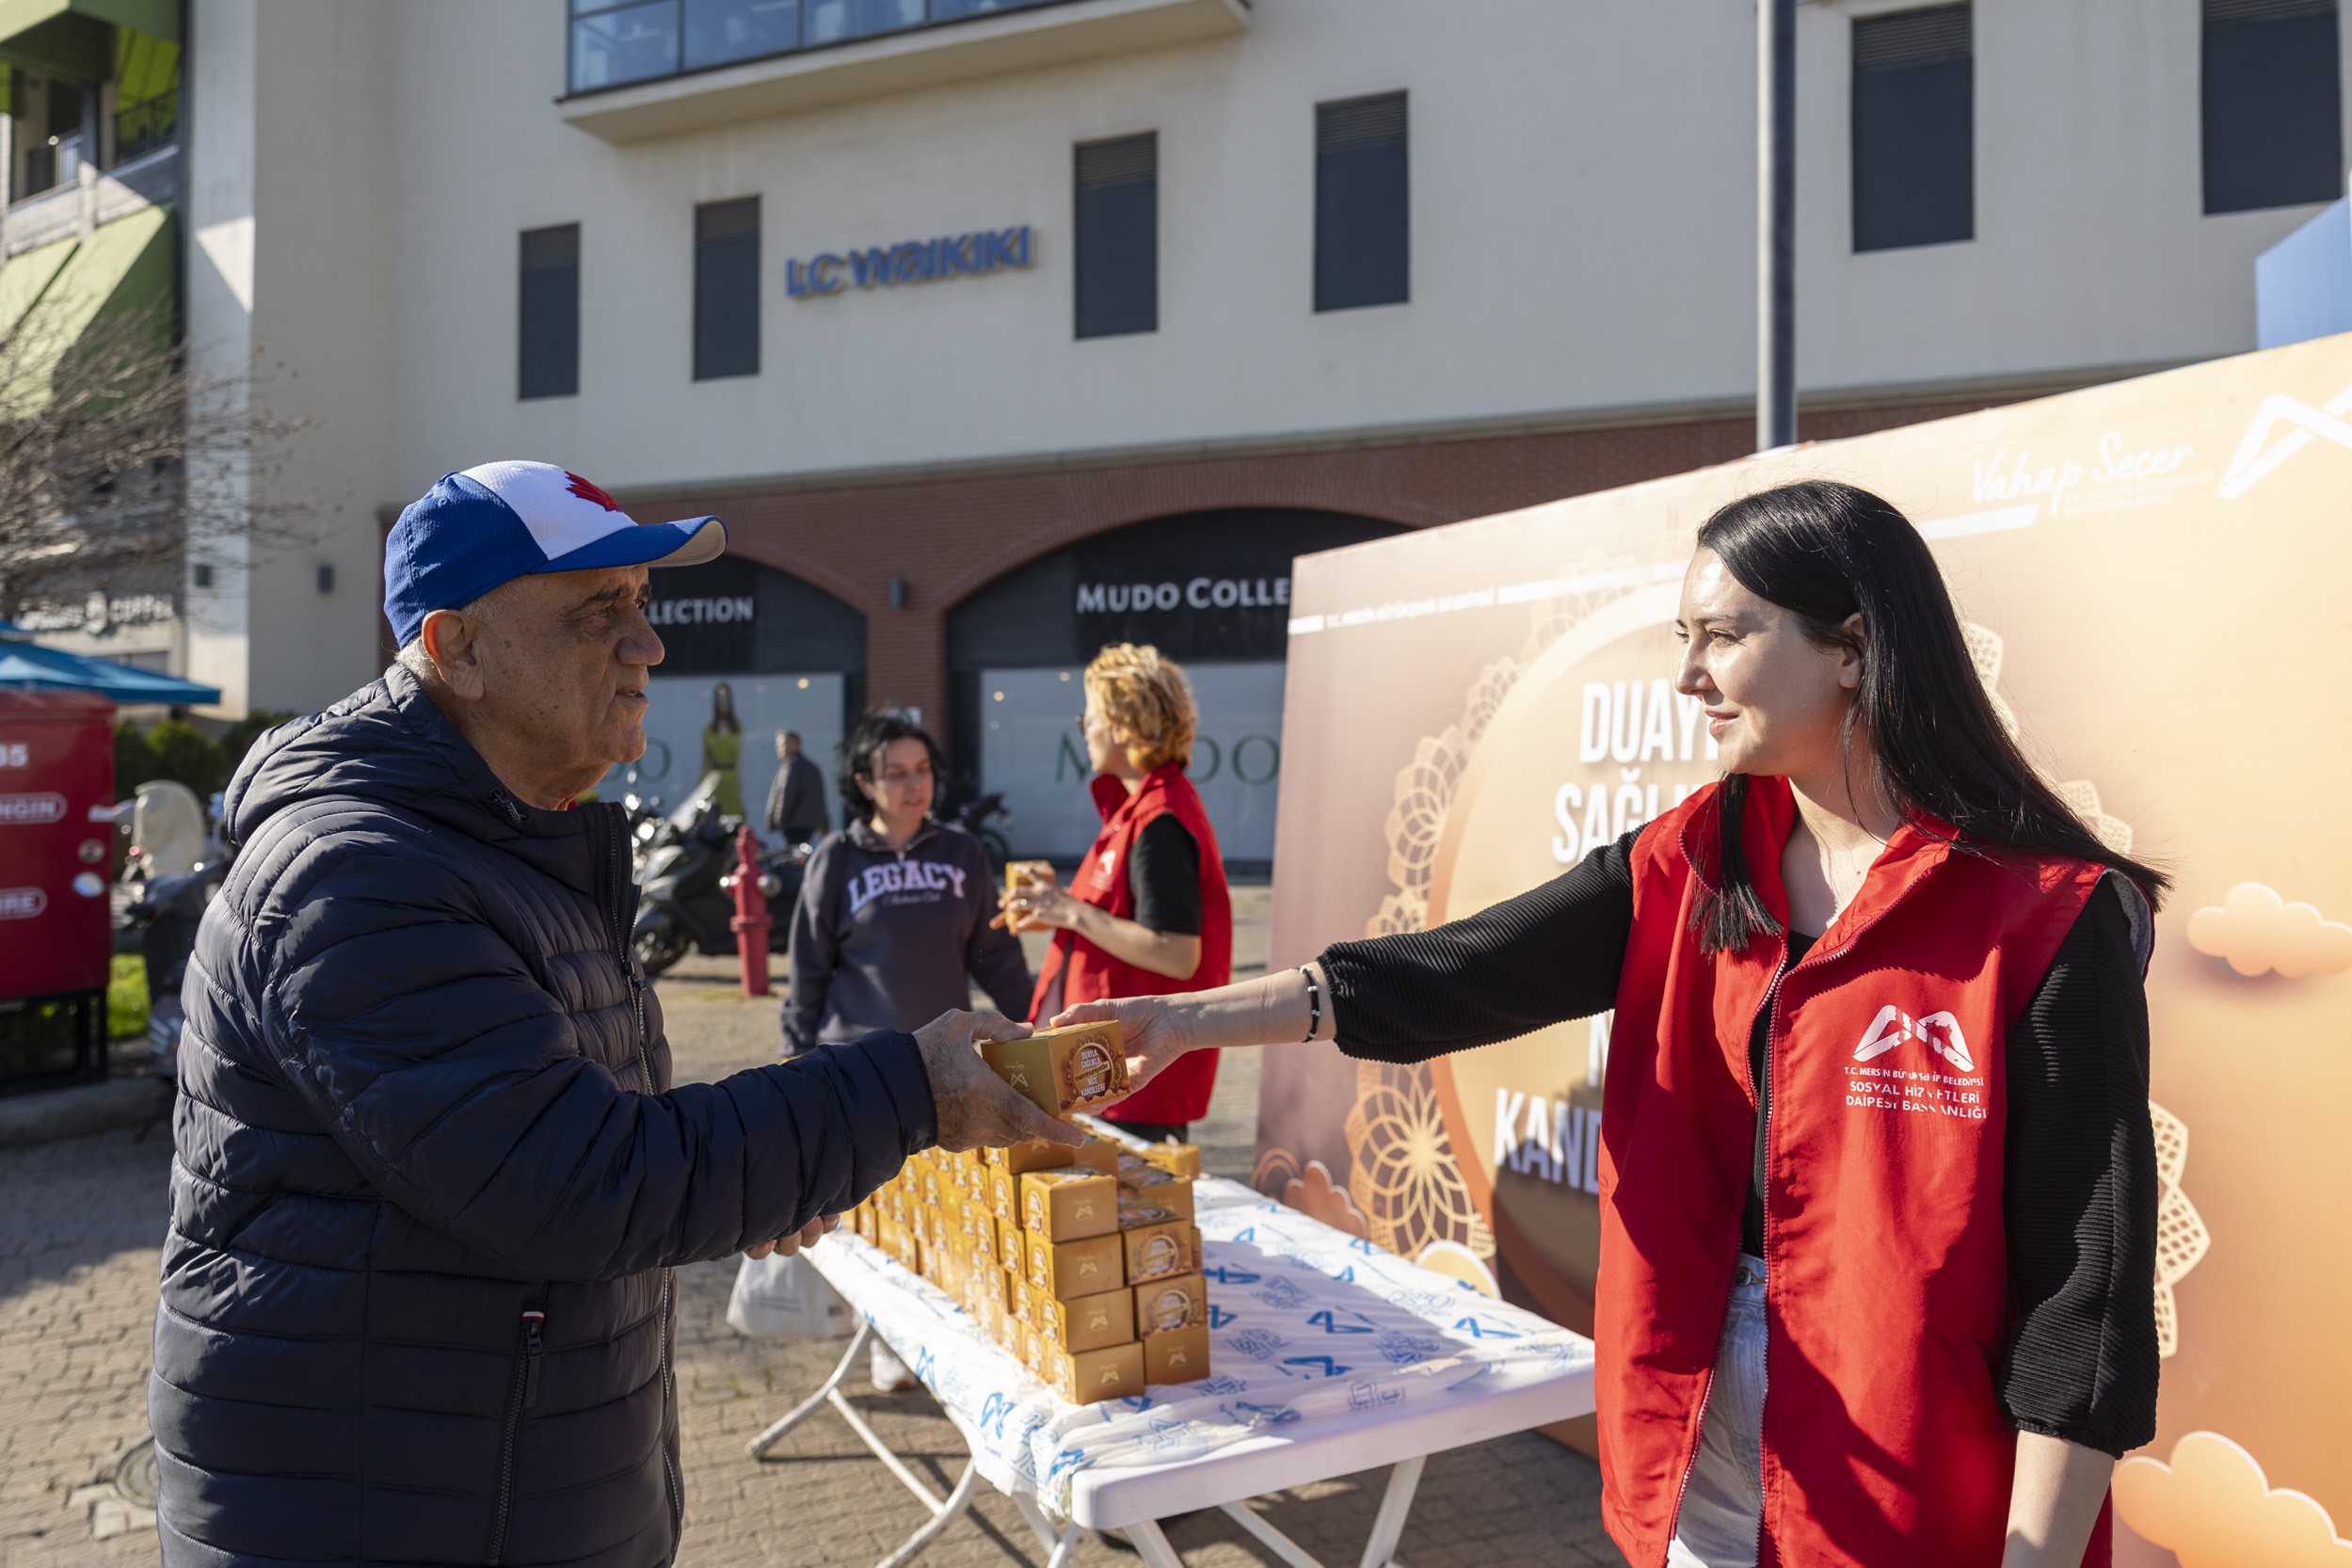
left=383, top=460, right=727, bottom=648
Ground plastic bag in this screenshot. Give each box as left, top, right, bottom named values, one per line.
left=726, top=1248, right=850, bottom=1340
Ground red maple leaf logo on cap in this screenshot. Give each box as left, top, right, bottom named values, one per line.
left=565, top=472, right=623, bottom=512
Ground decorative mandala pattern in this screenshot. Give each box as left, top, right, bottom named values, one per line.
left=2150, top=1101, right=2210, bottom=1361
left=1343, top=1059, right=1495, bottom=1261
left=1460, top=657, right=1524, bottom=748
left=1382, top=730, right=1469, bottom=899
left=1364, top=554, right=1650, bottom=938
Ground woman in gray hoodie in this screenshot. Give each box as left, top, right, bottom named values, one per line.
left=783, top=712, right=1032, bottom=1388
left=784, top=712, right=1032, bottom=1058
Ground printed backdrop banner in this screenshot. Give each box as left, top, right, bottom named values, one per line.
left=1257, top=333, right=2352, bottom=1561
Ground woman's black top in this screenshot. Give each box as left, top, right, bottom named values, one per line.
left=1317, top=830, right=2160, bottom=1459
left=1128, top=814, right=1203, bottom=936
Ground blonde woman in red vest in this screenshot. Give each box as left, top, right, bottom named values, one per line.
left=1000, top=643, right=1233, bottom=1144
left=1055, top=483, right=2162, bottom=1568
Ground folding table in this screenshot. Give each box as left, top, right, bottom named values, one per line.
left=746, top=1167, right=1595, bottom=1568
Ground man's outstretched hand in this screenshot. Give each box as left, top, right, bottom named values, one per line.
left=914, top=1010, right=1087, bottom=1152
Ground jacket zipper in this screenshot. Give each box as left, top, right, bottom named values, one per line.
left=599, top=808, right=681, bottom=1542
left=1734, top=898, right=1902, bottom=1561
left=1664, top=932, right=1787, bottom=1551
left=486, top=1300, right=547, bottom=1566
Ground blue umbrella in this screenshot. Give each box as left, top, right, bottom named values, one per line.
left=0, top=631, right=222, bottom=704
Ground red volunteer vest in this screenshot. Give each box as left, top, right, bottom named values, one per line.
left=1029, top=763, right=1232, bottom=1124
left=1599, top=776, right=2113, bottom=1568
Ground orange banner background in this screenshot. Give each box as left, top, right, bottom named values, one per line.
left=1258, top=334, right=2352, bottom=1566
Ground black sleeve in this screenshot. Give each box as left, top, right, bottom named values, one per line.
left=1128, top=815, right=1204, bottom=936
left=1997, top=877, right=2161, bottom=1458
left=1315, top=829, right=1639, bottom=1064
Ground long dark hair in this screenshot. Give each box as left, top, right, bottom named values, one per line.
left=838, top=710, right=944, bottom=823
left=1690, top=480, right=2168, bottom=952
left=709, top=681, right=740, bottom=735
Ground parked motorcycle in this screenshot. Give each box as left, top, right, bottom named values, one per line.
left=949, top=788, right=1014, bottom=877
left=630, top=774, right=806, bottom=978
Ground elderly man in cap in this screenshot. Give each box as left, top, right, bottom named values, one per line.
left=151, top=462, right=1076, bottom=1568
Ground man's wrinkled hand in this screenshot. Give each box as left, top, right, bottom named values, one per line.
left=745, top=1213, right=838, bottom=1260
left=914, top=1009, right=1085, bottom=1152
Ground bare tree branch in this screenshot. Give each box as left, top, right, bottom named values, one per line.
left=0, top=294, right=320, bottom=623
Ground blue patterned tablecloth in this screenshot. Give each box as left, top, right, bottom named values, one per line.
left=806, top=1176, right=1595, bottom=1514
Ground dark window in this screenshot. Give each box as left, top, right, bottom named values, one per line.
left=1315, top=91, right=1409, bottom=312
left=695, top=197, right=760, bottom=381
left=2203, top=0, right=2344, bottom=215
left=1851, top=4, right=1974, bottom=252
left=519, top=224, right=581, bottom=401
left=1075, top=133, right=1158, bottom=339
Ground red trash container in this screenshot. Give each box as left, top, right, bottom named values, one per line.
left=0, top=689, right=118, bottom=1008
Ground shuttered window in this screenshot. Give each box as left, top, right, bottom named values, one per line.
left=1315, top=91, right=1409, bottom=312
left=519, top=224, right=580, bottom=401
left=694, top=197, right=760, bottom=381
left=1075, top=133, right=1158, bottom=340
left=1852, top=5, right=1974, bottom=252
left=2202, top=0, right=2344, bottom=214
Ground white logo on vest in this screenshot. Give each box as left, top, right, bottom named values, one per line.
left=1853, top=1004, right=1976, bottom=1073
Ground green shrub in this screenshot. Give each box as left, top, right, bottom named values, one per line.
left=114, top=719, right=160, bottom=792
left=145, top=720, right=227, bottom=798
left=109, top=954, right=149, bottom=1040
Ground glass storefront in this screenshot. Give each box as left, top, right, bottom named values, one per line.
left=597, top=553, right=866, bottom=831
left=948, top=508, right=1400, bottom=871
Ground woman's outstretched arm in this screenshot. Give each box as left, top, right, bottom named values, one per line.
left=1054, top=829, right=1641, bottom=1096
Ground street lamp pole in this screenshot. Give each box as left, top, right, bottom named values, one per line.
left=1757, top=0, right=1797, bottom=453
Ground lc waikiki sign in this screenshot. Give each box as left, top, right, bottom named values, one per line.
left=787, top=224, right=1034, bottom=298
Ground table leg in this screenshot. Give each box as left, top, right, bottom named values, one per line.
left=872, top=1459, right=980, bottom=1568
left=1124, top=1520, right=1191, bottom=1568
left=1355, top=1454, right=1425, bottom=1568
left=1043, top=1521, right=1085, bottom=1568
left=746, top=1320, right=873, bottom=1458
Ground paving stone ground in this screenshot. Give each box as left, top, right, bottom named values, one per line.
left=0, top=883, right=1624, bottom=1567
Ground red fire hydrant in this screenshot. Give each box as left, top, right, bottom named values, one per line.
left=728, top=825, right=772, bottom=998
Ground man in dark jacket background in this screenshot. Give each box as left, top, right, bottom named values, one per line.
left=152, top=462, right=1076, bottom=1568
left=765, top=728, right=828, bottom=844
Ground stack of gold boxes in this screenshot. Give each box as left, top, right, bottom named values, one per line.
left=847, top=1132, right=1210, bottom=1404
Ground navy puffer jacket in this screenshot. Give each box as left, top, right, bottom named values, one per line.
left=152, top=666, right=936, bottom=1567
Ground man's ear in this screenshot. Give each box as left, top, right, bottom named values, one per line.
left=419, top=609, right=489, bottom=703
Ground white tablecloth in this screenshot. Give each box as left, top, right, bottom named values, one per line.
left=806, top=1176, right=1595, bottom=1514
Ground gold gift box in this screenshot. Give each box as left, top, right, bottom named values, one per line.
left=1038, top=1287, right=1135, bottom=1353
left=1048, top=1340, right=1145, bottom=1403
left=980, top=1020, right=1128, bottom=1116
left=1021, top=1168, right=1119, bottom=1241
left=1133, top=1272, right=1207, bottom=1336
left=1119, top=1212, right=1198, bottom=1286
left=1025, top=1231, right=1126, bottom=1300
left=1143, top=1324, right=1209, bottom=1384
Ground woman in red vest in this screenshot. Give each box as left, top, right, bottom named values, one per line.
left=1002, top=643, right=1232, bottom=1144
left=1056, top=484, right=2162, bottom=1568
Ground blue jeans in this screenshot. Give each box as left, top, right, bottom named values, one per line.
left=1665, top=1255, right=1768, bottom=1568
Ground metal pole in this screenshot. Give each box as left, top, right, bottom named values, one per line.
left=1757, top=0, right=1797, bottom=452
